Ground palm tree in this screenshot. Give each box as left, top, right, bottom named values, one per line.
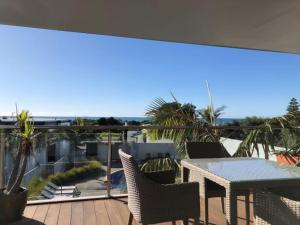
left=199, top=105, right=226, bottom=126
left=235, top=113, right=296, bottom=159
left=145, top=97, right=224, bottom=158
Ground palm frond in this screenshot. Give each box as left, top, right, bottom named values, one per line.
left=140, top=158, right=180, bottom=173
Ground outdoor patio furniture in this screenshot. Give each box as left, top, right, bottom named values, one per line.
left=48, top=181, right=76, bottom=190
left=46, top=182, right=81, bottom=197
left=254, top=189, right=300, bottom=225
left=44, top=186, right=75, bottom=195
left=40, top=191, right=54, bottom=199
left=185, top=142, right=250, bottom=225
left=144, top=169, right=176, bottom=184
left=186, top=142, right=231, bottom=159
left=119, top=149, right=200, bottom=225
left=253, top=161, right=300, bottom=225
left=181, top=158, right=300, bottom=225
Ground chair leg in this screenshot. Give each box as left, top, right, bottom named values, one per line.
left=182, top=218, right=189, bottom=225
left=221, top=197, right=226, bottom=214
left=128, top=212, right=133, bottom=225
left=203, top=197, right=209, bottom=225
left=245, top=194, right=250, bottom=225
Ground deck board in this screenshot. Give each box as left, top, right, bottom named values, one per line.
left=71, top=202, right=83, bottom=225
left=94, top=200, right=111, bottom=225
left=32, top=204, right=49, bottom=223
left=23, top=206, right=38, bottom=219
left=18, top=197, right=254, bottom=225
left=105, top=199, right=124, bottom=225
left=44, top=204, right=61, bottom=225
left=57, top=203, right=72, bottom=225
left=83, top=201, right=97, bottom=225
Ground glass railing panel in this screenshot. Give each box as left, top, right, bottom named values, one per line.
left=3, top=130, right=109, bottom=201
left=110, top=132, right=181, bottom=196
left=219, top=127, right=299, bottom=161
left=1, top=126, right=300, bottom=202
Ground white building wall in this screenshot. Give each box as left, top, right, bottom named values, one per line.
left=124, top=143, right=179, bottom=161
left=220, top=137, right=284, bottom=161
left=127, top=131, right=145, bottom=143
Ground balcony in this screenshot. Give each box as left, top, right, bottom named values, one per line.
left=20, top=196, right=253, bottom=225
left=1, top=124, right=300, bottom=225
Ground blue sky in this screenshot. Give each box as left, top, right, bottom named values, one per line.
left=0, top=25, right=299, bottom=118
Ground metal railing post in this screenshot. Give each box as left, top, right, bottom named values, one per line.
left=106, top=130, right=112, bottom=197
left=0, top=132, right=5, bottom=189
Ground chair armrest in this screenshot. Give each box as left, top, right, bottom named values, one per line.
left=143, top=170, right=176, bottom=184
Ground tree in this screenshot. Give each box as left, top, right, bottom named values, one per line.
left=199, top=105, right=226, bottom=126
left=145, top=97, right=223, bottom=158
left=235, top=114, right=294, bottom=159
left=287, top=98, right=299, bottom=114
left=127, top=120, right=141, bottom=126
left=97, top=117, right=122, bottom=126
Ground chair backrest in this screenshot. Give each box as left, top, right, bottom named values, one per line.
left=186, top=142, right=231, bottom=159
left=119, top=149, right=148, bottom=220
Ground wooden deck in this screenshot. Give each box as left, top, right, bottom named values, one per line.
left=14, top=196, right=253, bottom=225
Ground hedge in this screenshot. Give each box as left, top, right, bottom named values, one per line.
left=50, top=160, right=102, bottom=185
left=28, top=161, right=102, bottom=199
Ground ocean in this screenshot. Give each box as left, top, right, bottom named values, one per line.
left=0, top=116, right=148, bottom=122
left=0, top=116, right=241, bottom=124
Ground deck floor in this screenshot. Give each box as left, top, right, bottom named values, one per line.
left=13, top=196, right=253, bottom=225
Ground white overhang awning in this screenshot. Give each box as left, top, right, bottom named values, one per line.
left=0, top=0, right=300, bottom=53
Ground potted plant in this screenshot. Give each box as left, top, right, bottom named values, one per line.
left=274, top=129, right=300, bottom=165
left=0, top=110, right=34, bottom=224
left=275, top=146, right=300, bottom=165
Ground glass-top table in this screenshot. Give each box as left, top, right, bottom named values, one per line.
left=181, top=158, right=300, bottom=225
left=183, top=158, right=300, bottom=182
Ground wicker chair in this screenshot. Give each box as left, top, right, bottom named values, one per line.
left=185, top=142, right=250, bottom=225
left=253, top=161, right=300, bottom=225
left=254, top=189, right=300, bottom=225
left=119, top=149, right=200, bottom=225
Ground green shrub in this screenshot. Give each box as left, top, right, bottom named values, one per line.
left=88, top=161, right=102, bottom=169
left=50, top=160, right=102, bottom=185
left=28, top=161, right=102, bottom=199
left=28, top=178, right=50, bottom=200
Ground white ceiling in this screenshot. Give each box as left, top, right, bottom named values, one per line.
left=0, top=0, right=300, bottom=53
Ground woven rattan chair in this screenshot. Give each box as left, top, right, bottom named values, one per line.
left=253, top=161, right=300, bottom=225
left=254, top=189, right=300, bottom=225
left=185, top=142, right=250, bottom=225
left=119, top=149, right=200, bottom=225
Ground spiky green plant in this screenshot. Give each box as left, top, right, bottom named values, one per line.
left=273, top=128, right=300, bottom=157
left=140, top=158, right=180, bottom=173
left=5, top=110, right=35, bottom=194
left=234, top=113, right=296, bottom=159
